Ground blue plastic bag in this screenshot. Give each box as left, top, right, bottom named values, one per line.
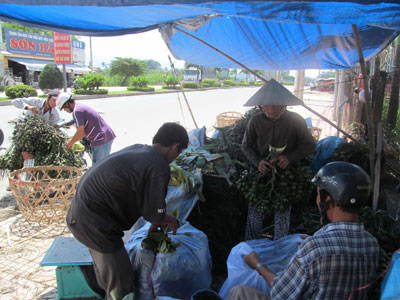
left=125, top=222, right=212, bottom=300
left=381, top=251, right=400, bottom=300
left=310, top=136, right=346, bottom=175
left=218, top=234, right=303, bottom=300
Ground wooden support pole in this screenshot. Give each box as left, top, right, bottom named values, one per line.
left=373, top=122, right=383, bottom=211
left=175, top=26, right=363, bottom=145
left=168, top=55, right=199, bottom=129
left=352, top=24, right=376, bottom=181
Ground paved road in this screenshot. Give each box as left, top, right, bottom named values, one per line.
left=0, top=86, right=334, bottom=153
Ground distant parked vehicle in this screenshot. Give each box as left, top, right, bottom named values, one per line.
left=183, top=68, right=201, bottom=84
left=310, top=78, right=335, bottom=92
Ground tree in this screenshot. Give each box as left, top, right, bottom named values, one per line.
left=144, top=59, right=162, bottom=72
left=109, top=57, right=146, bottom=86
left=387, top=41, right=400, bottom=130
left=38, top=64, right=63, bottom=90
left=2, top=22, right=80, bottom=43
left=230, top=69, right=238, bottom=81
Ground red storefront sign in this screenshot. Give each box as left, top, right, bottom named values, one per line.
left=53, top=32, right=71, bottom=64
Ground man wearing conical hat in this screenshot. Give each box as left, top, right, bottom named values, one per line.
left=242, top=79, right=316, bottom=240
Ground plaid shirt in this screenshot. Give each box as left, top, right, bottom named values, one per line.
left=270, top=222, right=379, bottom=300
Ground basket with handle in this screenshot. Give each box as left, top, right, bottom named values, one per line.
left=8, top=165, right=83, bottom=226
left=216, top=111, right=243, bottom=127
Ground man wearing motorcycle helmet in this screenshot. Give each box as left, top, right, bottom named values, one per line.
left=56, top=92, right=116, bottom=164
left=12, top=89, right=60, bottom=124
left=230, top=162, right=379, bottom=300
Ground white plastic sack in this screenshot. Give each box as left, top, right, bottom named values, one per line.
left=218, top=234, right=304, bottom=300
left=125, top=222, right=212, bottom=300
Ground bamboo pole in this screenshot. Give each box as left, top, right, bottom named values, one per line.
left=175, top=27, right=362, bottom=145
left=352, top=24, right=376, bottom=180
left=168, top=55, right=199, bottom=128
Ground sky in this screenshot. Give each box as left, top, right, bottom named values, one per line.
left=80, top=29, right=185, bottom=70
left=79, top=29, right=321, bottom=78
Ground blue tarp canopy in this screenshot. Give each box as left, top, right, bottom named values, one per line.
left=0, top=1, right=400, bottom=69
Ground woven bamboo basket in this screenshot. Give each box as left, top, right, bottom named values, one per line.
left=8, top=165, right=83, bottom=226
left=216, top=111, right=243, bottom=127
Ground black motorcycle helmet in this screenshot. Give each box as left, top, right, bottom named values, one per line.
left=312, top=161, right=371, bottom=209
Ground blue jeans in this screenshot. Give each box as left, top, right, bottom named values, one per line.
left=91, top=140, right=113, bottom=164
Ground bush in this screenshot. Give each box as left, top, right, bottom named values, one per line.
left=75, top=73, right=104, bottom=90
left=127, top=86, right=155, bottom=92
left=161, top=86, right=179, bottom=90
left=163, top=74, right=178, bottom=87
left=130, top=75, right=149, bottom=88
left=281, top=81, right=294, bottom=85
left=236, top=81, right=250, bottom=86
left=200, top=79, right=221, bottom=88
left=223, top=80, right=235, bottom=87
left=147, top=73, right=168, bottom=85
left=182, top=82, right=199, bottom=89
left=0, top=85, right=6, bottom=92
left=103, top=75, right=125, bottom=86
left=255, top=81, right=263, bottom=85
left=74, top=89, right=108, bottom=95
left=39, top=64, right=63, bottom=90
left=6, top=85, right=37, bottom=99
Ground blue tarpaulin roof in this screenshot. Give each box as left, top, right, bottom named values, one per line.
left=0, top=1, right=399, bottom=69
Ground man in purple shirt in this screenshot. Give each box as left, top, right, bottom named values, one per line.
left=56, top=92, right=116, bottom=164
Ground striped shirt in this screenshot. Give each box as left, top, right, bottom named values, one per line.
left=270, top=222, right=379, bottom=300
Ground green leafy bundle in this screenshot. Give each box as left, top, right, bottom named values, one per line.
left=141, top=231, right=181, bottom=254
left=236, top=161, right=313, bottom=214
left=330, top=142, right=370, bottom=173
left=0, top=116, right=85, bottom=172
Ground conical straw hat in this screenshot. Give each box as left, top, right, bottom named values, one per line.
left=244, top=79, right=303, bottom=106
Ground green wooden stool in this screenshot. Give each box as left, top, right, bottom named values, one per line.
left=41, top=237, right=103, bottom=300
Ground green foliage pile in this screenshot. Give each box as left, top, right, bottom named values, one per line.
left=75, top=72, right=104, bottom=90
left=359, top=207, right=399, bottom=298
left=38, top=64, right=63, bottom=90
left=330, top=142, right=370, bottom=173
left=0, top=116, right=85, bottom=172
left=141, top=231, right=181, bottom=254
left=6, top=85, right=37, bottom=99
left=236, top=161, right=313, bottom=214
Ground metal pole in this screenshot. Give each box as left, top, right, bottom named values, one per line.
left=62, top=64, right=67, bottom=92
left=352, top=24, right=376, bottom=180
left=89, top=36, right=93, bottom=71
left=175, top=27, right=362, bottom=145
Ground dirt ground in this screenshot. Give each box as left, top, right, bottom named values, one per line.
left=0, top=174, right=71, bottom=300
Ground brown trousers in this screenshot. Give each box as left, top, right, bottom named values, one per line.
left=89, top=246, right=135, bottom=300
left=229, top=285, right=271, bottom=300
